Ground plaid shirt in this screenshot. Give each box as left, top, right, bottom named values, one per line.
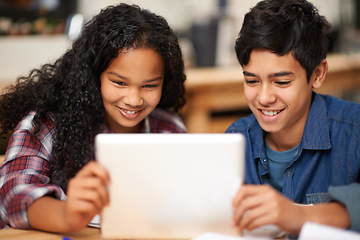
left=0, top=109, right=186, bottom=229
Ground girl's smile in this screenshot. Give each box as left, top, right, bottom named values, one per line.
left=117, top=106, right=144, bottom=120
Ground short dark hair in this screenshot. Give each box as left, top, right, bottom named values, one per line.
left=235, top=0, right=331, bottom=81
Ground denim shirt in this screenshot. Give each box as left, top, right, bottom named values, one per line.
left=226, top=92, right=360, bottom=231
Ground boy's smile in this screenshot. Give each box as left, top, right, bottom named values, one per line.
left=243, top=49, right=324, bottom=150
left=100, top=47, right=164, bottom=133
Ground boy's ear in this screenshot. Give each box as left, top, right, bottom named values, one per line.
left=312, top=59, right=328, bottom=89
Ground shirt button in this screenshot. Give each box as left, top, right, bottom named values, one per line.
left=287, top=170, right=290, bottom=177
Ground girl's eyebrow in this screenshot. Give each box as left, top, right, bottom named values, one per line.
left=145, top=77, right=163, bottom=83
left=144, top=77, right=163, bottom=83
left=107, top=71, right=163, bottom=82
left=107, top=71, right=126, bottom=79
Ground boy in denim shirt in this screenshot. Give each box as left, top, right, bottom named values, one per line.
left=227, top=0, right=360, bottom=236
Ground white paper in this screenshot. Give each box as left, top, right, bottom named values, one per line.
left=242, top=224, right=285, bottom=239
left=298, top=222, right=360, bottom=240
left=88, top=214, right=100, bottom=228
left=192, top=232, right=273, bottom=240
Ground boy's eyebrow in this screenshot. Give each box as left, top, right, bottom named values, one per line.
left=242, top=71, right=294, bottom=77
left=243, top=71, right=256, bottom=76
left=271, top=71, right=294, bottom=77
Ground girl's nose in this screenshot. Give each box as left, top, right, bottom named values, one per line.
left=123, top=88, right=144, bottom=106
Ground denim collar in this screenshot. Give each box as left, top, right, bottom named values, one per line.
left=249, top=92, right=331, bottom=159
left=301, top=92, right=331, bottom=150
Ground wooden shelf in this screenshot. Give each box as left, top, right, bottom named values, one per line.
left=183, top=53, right=360, bottom=133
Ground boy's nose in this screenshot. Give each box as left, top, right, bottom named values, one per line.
left=257, top=85, right=276, bottom=105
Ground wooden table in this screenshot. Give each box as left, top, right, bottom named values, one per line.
left=0, top=227, right=102, bottom=240
left=0, top=227, right=291, bottom=240
left=184, top=53, right=360, bottom=133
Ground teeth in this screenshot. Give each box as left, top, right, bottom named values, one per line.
left=125, top=110, right=137, bottom=114
left=262, top=110, right=280, bottom=116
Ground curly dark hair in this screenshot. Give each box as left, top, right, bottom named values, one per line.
left=235, top=0, right=331, bottom=81
left=0, top=3, right=186, bottom=187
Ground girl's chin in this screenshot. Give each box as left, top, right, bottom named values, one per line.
left=112, top=124, right=142, bottom=133
left=110, top=118, right=144, bottom=133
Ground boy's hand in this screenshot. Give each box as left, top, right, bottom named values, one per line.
left=64, top=161, right=110, bottom=231
left=232, top=184, right=305, bottom=235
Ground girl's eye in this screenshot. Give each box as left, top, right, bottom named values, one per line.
left=143, top=84, right=157, bottom=88
left=111, top=80, right=126, bottom=86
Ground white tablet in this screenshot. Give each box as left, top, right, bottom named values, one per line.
left=96, top=133, right=245, bottom=239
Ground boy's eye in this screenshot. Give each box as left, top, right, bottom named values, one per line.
left=275, top=81, right=291, bottom=86
left=245, top=79, right=259, bottom=85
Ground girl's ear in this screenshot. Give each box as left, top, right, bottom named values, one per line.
left=312, top=59, right=328, bottom=89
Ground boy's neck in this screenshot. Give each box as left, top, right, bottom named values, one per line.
left=265, top=128, right=304, bottom=152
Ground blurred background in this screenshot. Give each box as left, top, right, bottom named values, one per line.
left=0, top=0, right=357, bottom=73
left=1, top=0, right=360, bottom=141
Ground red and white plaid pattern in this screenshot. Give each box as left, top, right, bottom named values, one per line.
left=0, top=109, right=186, bottom=229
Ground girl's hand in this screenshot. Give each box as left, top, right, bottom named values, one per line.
left=64, top=161, right=110, bottom=231
left=232, top=184, right=305, bottom=235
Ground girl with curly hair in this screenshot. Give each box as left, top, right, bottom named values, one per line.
left=0, top=3, right=186, bottom=233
